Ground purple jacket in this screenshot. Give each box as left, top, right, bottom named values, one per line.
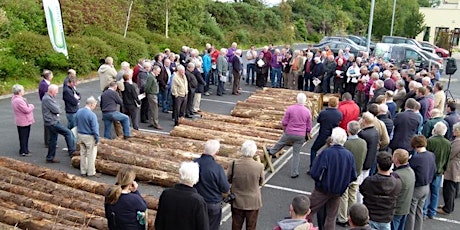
left=270, top=54, right=282, bottom=69
left=11, top=95, right=35, bottom=127
left=227, top=47, right=236, bottom=63
left=282, top=104, right=312, bottom=136
left=38, top=79, right=50, bottom=101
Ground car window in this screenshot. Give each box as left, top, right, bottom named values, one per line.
left=406, top=49, right=422, bottom=61
left=329, top=43, right=338, bottom=49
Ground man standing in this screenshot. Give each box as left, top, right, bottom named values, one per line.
left=444, top=101, right=460, bottom=140
left=424, top=122, right=451, bottom=219
left=303, top=52, right=315, bottom=91
left=390, top=98, right=421, bottom=153
left=227, top=42, right=237, bottom=84
left=310, top=127, right=357, bottom=230
left=216, top=48, right=228, bottom=96
left=268, top=93, right=312, bottom=178
left=62, top=75, right=80, bottom=129
left=194, top=140, right=230, bottom=230
left=338, top=92, right=360, bottom=130
left=360, top=152, right=402, bottom=229
left=172, top=65, right=188, bottom=126
left=145, top=65, right=162, bottom=130
left=273, top=195, right=314, bottom=230
left=232, top=49, right=243, bottom=95
left=100, top=82, right=131, bottom=139
left=137, top=62, right=152, bottom=123
left=391, top=149, right=415, bottom=230
left=155, top=162, right=209, bottom=230
left=42, top=84, right=76, bottom=163
left=75, top=96, right=100, bottom=177
left=121, top=71, right=141, bottom=130
left=433, top=82, right=446, bottom=114
left=337, top=121, right=367, bottom=227
left=310, top=97, right=342, bottom=172
left=185, top=62, right=198, bottom=117
left=245, top=45, right=257, bottom=85
left=98, top=56, right=123, bottom=92
left=38, top=69, right=53, bottom=147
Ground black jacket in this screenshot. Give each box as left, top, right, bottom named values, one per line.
left=62, top=84, right=80, bottom=113
left=377, top=114, right=394, bottom=137
left=185, top=70, right=198, bottom=89
left=122, top=82, right=140, bottom=106
left=193, top=69, right=206, bottom=93
left=358, top=126, right=380, bottom=170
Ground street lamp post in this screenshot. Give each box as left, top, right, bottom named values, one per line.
left=390, top=0, right=396, bottom=36
left=366, top=0, right=375, bottom=53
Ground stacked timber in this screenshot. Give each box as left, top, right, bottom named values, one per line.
left=0, top=157, right=158, bottom=230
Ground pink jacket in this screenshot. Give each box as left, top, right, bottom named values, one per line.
left=12, top=95, right=35, bottom=127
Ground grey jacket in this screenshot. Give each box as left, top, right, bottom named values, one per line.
left=41, top=93, right=60, bottom=126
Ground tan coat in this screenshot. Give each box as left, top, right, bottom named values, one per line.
left=227, top=157, right=264, bottom=210
left=373, top=118, right=390, bottom=149
left=444, top=137, right=460, bottom=182
left=171, top=73, right=188, bottom=97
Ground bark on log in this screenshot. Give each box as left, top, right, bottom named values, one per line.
left=0, top=200, right=97, bottom=229
left=235, top=101, right=289, bottom=111
left=230, top=107, right=285, bottom=120
left=199, top=112, right=283, bottom=129
left=170, top=125, right=277, bottom=148
left=0, top=205, right=83, bottom=230
left=71, top=156, right=179, bottom=187
left=101, top=137, right=234, bottom=166
left=0, top=221, right=20, bottom=229
left=0, top=190, right=108, bottom=229
left=178, top=118, right=281, bottom=141
left=97, top=143, right=180, bottom=174
left=0, top=158, right=158, bottom=211
left=0, top=180, right=105, bottom=217
left=0, top=157, right=108, bottom=195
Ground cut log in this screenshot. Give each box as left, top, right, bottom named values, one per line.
left=235, top=101, right=289, bottom=111
left=0, top=221, right=20, bottom=229
left=0, top=158, right=158, bottom=210
left=99, top=139, right=233, bottom=168
left=0, top=200, right=97, bottom=229
left=97, top=143, right=180, bottom=174
left=170, top=125, right=277, bottom=148
left=230, top=107, right=285, bottom=120
left=0, top=190, right=108, bottom=229
left=71, top=156, right=179, bottom=187
left=0, top=205, right=83, bottom=230
left=199, top=112, right=283, bottom=129
left=178, top=118, right=281, bottom=141
left=0, top=179, right=105, bottom=217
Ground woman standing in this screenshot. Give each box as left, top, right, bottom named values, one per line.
left=11, top=84, right=34, bottom=157
left=227, top=140, right=264, bottom=230
left=105, top=167, right=148, bottom=230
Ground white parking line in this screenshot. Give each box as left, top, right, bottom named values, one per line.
left=264, top=184, right=312, bottom=195
left=433, top=217, right=460, bottom=225
left=201, top=98, right=237, bottom=105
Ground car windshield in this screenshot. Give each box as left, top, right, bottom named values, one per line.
left=421, top=42, right=435, bottom=49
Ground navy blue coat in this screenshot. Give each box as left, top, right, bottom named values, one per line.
left=390, top=110, right=420, bottom=152
left=311, top=108, right=343, bottom=151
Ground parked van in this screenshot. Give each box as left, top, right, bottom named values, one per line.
left=374, top=43, right=443, bottom=71
left=381, top=36, right=434, bottom=53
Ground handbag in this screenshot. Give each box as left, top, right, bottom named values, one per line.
left=224, top=161, right=237, bottom=203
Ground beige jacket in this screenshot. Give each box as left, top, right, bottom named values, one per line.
left=373, top=118, right=390, bottom=149
left=227, top=157, right=264, bottom=210
left=171, top=73, right=188, bottom=97
left=445, top=138, right=460, bottom=182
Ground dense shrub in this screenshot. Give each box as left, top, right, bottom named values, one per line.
left=67, top=36, right=114, bottom=68
left=0, top=52, right=40, bottom=81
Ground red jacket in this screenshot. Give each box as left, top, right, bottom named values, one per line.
left=338, top=100, right=360, bottom=130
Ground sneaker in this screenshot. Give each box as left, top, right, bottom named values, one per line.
left=46, top=159, right=60, bottom=163
left=204, top=92, right=210, bottom=96
left=20, top=153, right=30, bottom=157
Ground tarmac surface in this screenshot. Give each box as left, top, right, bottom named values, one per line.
left=1, top=48, right=460, bottom=229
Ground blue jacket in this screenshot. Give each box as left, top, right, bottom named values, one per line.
left=194, top=154, right=230, bottom=203
left=311, top=144, right=357, bottom=195
left=312, top=108, right=342, bottom=151
left=409, top=151, right=436, bottom=187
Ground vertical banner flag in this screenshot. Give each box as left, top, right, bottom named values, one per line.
left=43, top=0, right=68, bottom=58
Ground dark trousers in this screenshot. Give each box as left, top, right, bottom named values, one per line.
left=304, top=73, right=314, bottom=92
left=256, top=72, right=268, bottom=88
left=123, top=104, right=139, bottom=130
left=310, top=189, right=341, bottom=230
left=345, top=83, right=357, bottom=98
left=186, top=88, right=196, bottom=116
left=207, top=202, right=222, bottom=230
left=47, top=121, right=76, bottom=161
left=297, top=73, right=304, bottom=90
left=17, top=125, right=31, bottom=154
left=232, top=70, right=241, bottom=94
left=44, top=124, right=49, bottom=146
left=140, top=97, right=149, bottom=122
left=174, top=96, right=186, bottom=126
left=231, top=206, right=259, bottom=230
left=442, top=179, right=459, bottom=213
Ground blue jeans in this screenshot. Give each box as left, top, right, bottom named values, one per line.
left=424, top=174, right=442, bottom=217
left=246, top=63, right=256, bottom=84
left=66, top=112, right=76, bottom=129
left=369, top=220, right=390, bottom=230
left=391, top=214, right=407, bottom=230
left=270, top=67, right=282, bottom=87
left=228, top=62, right=233, bottom=83
left=46, top=121, right=76, bottom=161
left=204, top=71, right=211, bottom=92
left=158, top=88, right=168, bottom=112
left=166, top=86, right=173, bottom=111
left=102, top=111, right=131, bottom=139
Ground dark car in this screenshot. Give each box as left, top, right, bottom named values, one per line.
left=313, top=41, right=366, bottom=57
left=320, top=36, right=367, bottom=50
left=419, top=41, right=450, bottom=58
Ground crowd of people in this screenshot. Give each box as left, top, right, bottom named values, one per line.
left=8, top=41, right=460, bottom=230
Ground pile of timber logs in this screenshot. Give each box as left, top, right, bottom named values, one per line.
left=0, top=157, right=158, bottom=230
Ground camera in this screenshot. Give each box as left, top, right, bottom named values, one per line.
left=223, top=193, right=237, bottom=203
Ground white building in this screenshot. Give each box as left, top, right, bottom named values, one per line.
left=416, top=0, right=460, bottom=46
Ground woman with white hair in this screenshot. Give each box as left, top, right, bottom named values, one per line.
left=155, top=161, right=209, bottom=230
left=227, top=140, right=264, bottom=230
left=11, top=84, right=35, bottom=157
